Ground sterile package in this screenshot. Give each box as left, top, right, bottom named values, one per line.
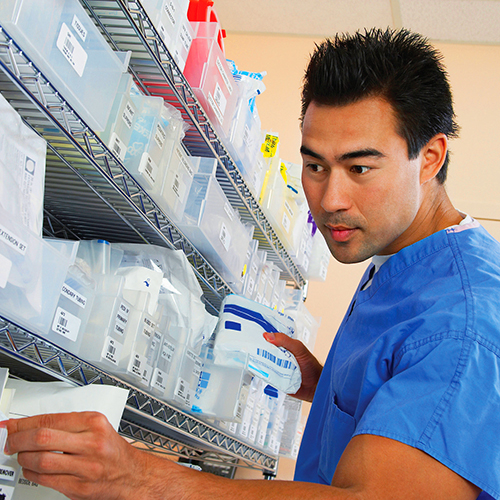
left=0, top=93, right=47, bottom=237
left=212, top=294, right=301, bottom=394
left=0, top=0, right=128, bottom=131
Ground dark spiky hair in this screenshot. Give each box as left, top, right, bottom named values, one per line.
left=301, top=28, right=459, bottom=183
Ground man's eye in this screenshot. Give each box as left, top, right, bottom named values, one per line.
left=306, top=163, right=325, bottom=173
left=351, top=165, right=371, bottom=174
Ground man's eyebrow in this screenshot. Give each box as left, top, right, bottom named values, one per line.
left=300, top=145, right=386, bottom=162
left=300, top=145, right=325, bottom=161
left=338, top=149, right=386, bottom=161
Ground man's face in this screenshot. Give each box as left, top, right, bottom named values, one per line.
left=301, top=97, right=425, bottom=264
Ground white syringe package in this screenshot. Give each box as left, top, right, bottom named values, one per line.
left=212, top=294, right=302, bottom=394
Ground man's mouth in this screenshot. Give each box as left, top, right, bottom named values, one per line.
left=328, top=225, right=357, bottom=242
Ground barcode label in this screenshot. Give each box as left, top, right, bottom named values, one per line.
left=219, top=222, right=231, bottom=252
left=152, top=367, right=167, bottom=392
left=138, top=153, right=159, bottom=188
left=256, top=348, right=294, bottom=369
left=228, top=422, right=238, bottom=434
left=243, top=124, right=251, bottom=149
left=127, top=352, right=151, bottom=385
left=56, top=23, right=88, bottom=77
left=171, top=173, right=187, bottom=202
left=175, top=377, right=188, bottom=402
left=109, top=133, right=126, bottom=162
left=101, top=337, right=123, bottom=365
left=60, top=283, right=87, bottom=309
left=52, top=307, right=81, bottom=342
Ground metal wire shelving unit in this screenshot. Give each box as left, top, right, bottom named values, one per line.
left=0, top=0, right=306, bottom=476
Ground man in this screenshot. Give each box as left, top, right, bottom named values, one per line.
left=3, top=28, right=500, bottom=499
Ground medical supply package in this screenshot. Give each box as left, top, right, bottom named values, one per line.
left=212, top=294, right=301, bottom=394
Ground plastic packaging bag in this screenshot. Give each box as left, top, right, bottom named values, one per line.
left=212, top=294, right=301, bottom=394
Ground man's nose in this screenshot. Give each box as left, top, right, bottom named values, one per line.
left=321, top=171, right=352, bottom=213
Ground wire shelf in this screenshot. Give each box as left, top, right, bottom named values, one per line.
left=0, top=317, right=278, bottom=473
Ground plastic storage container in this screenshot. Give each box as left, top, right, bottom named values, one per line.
left=180, top=159, right=252, bottom=289
left=158, top=144, right=198, bottom=223
left=183, top=22, right=239, bottom=140
left=0, top=0, right=128, bottom=131
left=98, top=73, right=139, bottom=162
left=45, top=263, right=96, bottom=355
left=0, top=206, right=71, bottom=338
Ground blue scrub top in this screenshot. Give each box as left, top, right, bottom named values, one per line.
left=295, top=222, right=500, bottom=500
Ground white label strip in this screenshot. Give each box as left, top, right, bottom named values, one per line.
left=0, top=223, right=28, bottom=255
left=71, top=14, right=87, bottom=42
left=216, top=57, right=233, bottom=95
left=60, top=283, right=87, bottom=309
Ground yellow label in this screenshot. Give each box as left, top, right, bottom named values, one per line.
left=280, top=161, right=288, bottom=184
left=261, top=134, right=279, bottom=158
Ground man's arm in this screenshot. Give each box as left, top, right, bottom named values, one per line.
left=3, top=413, right=481, bottom=500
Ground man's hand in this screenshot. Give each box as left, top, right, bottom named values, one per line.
left=3, top=411, right=165, bottom=500
left=263, top=331, right=323, bottom=402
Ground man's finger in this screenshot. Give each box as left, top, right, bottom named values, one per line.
left=6, top=411, right=106, bottom=436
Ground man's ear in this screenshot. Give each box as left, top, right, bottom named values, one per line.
left=420, top=133, right=448, bottom=184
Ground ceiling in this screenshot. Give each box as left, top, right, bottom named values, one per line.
left=213, top=0, right=500, bottom=45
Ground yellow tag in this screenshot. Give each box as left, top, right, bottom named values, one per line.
left=241, top=263, right=248, bottom=277
left=280, top=161, right=288, bottom=184
left=261, top=134, right=279, bottom=158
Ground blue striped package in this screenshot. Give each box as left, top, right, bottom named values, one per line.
left=212, top=294, right=301, bottom=394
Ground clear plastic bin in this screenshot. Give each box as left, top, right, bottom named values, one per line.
left=192, top=353, right=252, bottom=421
left=180, top=170, right=252, bottom=288
left=98, top=73, right=139, bottom=162
left=124, top=95, right=170, bottom=197
left=77, top=275, right=134, bottom=371
left=183, top=22, right=239, bottom=140
left=158, top=145, right=197, bottom=222
left=0, top=0, right=128, bottom=131
left=115, top=291, right=159, bottom=389
left=156, top=0, right=193, bottom=71
left=0, top=206, right=71, bottom=337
